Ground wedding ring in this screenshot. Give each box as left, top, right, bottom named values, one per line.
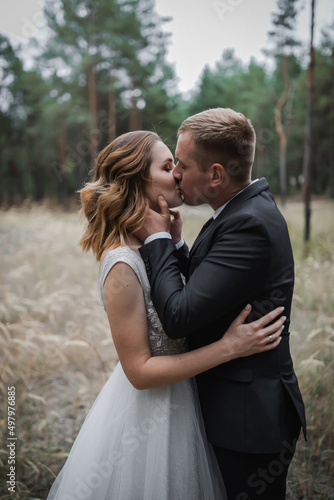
left=269, top=335, right=273, bottom=342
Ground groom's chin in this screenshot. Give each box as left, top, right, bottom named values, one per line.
left=182, top=199, right=203, bottom=207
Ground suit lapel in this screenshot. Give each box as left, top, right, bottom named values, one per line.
left=190, top=217, right=215, bottom=258
left=189, top=178, right=269, bottom=258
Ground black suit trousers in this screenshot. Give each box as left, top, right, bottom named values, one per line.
left=213, top=398, right=301, bottom=500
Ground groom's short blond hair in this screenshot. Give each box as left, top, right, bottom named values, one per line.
left=177, top=108, right=256, bottom=184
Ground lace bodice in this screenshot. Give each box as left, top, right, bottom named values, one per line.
left=99, top=247, right=188, bottom=357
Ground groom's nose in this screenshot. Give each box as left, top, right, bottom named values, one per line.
left=173, top=163, right=182, bottom=182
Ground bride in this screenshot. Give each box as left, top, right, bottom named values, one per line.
left=47, top=131, right=284, bottom=500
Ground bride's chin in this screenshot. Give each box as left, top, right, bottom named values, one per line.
left=169, top=201, right=183, bottom=208
left=169, top=194, right=184, bottom=209
left=166, top=197, right=183, bottom=209
left=149, top=195, right=183, bottom=211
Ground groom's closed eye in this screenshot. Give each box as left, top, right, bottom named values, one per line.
left=175, top=159, right=185, bottom=169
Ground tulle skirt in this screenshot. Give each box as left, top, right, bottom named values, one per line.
left=47, top=362, right=226, bottom=499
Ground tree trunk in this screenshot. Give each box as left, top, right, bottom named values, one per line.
left=256, top=142, right=264, bottom=179
left=329, top=155, right=334, bottom=199
left=8, top=159, right=16, bottom=206
left=5, top=134, right=26, bottom=205
left=129, top=93, right=138, bottom=131
left=108, top=87, right=117, bottom=142
left=279, top=136, right=287, bottom=205
left=330, top=36, right=334, bottom=198
left=87, top=64, right=99, bottom=157
left=57, top=130, right=70, bottom=211
left=316, top=138, right=324, bottom=194
left=137, top=109, right=143, bottom=130
left=302, top=0, right=315, bottom=241
left=33, top=164, right=45, bottom=202
left=8, top=157, right=26, bottom=205
left=0, top=160, right=3, bottom=207
left=274, top=54, right=290, bottom=206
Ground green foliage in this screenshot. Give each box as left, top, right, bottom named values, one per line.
left=0, top=0, right=179, bottom=205
left=267, top=0, right=301, bottom=54
left=0, top=1, right=334, bottom=206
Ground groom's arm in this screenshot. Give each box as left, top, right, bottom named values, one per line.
left=174, top=240, right=189, bottom=276
left=139, top=215, right=271, bottom=339
left=143, top=233, right=190, bottom=276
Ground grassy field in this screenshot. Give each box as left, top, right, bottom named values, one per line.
left=0, top=199, right=333, bottom=499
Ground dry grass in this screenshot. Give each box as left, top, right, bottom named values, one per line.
left=0, top=199, right=333, bottom=499
left=0, top=206, right=117, bottom=498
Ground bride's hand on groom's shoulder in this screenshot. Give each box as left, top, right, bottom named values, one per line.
left=222, top=305, right=286, bottom=359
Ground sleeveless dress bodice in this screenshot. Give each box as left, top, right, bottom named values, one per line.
left=98, top=247, right=188, bottom=357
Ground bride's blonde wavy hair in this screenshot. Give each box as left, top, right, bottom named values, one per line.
left=79, top=130, right=162, bottom=260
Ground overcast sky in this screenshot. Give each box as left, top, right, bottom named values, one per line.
left=0, top=0, right=333, bottom=93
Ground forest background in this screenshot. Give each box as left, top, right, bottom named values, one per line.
left=0, top=0, right=333, bottom=207
left=0, top=0, right=333, bottom=498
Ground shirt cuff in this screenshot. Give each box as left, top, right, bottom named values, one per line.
left=144, top=232, right=172, bottom=245
left=175, top=238, right=185, bottom=250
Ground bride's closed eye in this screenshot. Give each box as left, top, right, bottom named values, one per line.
left=164, top=164, right=174, bottom=172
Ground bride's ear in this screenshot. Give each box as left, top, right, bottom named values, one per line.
left=209, top=163, right=225, bottom=186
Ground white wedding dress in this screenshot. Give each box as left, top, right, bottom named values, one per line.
left=47, top=247, right=226, bottom=500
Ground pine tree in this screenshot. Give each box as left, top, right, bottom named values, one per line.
left=265, top=0, right=301, bottom=205
left=302, top=0, right=316, bottom=241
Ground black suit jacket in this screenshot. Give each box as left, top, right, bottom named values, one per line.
left=140, top=178, right=306, bottom=453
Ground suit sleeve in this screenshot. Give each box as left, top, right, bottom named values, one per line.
left=175, top=241, right=189, bottom=276
left=139, top=215, right=271, bottom=339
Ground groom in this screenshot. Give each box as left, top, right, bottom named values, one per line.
left=139, top=108, right=306, bottom=499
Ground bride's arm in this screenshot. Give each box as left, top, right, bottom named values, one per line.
left=104, top=262, right=284, bottom=390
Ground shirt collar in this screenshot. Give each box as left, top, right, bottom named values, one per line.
left=213, top=179, right=259, bottom=219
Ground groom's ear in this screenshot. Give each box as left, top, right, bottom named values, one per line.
left=209, top=163, right=225, bottom=186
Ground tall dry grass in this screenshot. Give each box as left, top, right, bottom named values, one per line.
left=0, top=206, right=117, bottom=499
left=279, top=201, right=334, bottom=499
left=0, top=199, right=333, bottom=499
